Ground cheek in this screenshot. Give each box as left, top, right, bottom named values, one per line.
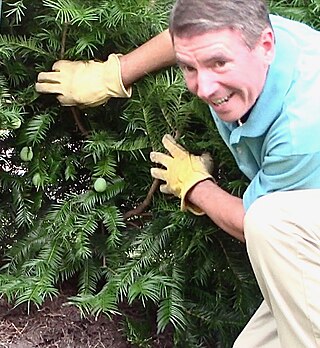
left=246, top=67, right=267, bottom=97
left=232, top=63, right=265, bottom=94
left=184, top=75, right=197, bottom=94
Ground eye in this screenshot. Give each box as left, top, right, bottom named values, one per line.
left=214, top=60, right=226, bottom=69
left=180, top=64, right=196, bottom=73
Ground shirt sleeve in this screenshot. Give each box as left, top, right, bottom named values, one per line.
left=243, top=152, right=320, bottom=211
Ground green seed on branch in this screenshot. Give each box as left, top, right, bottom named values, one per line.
left=20, top=147, right=33, bottom=161
left=94, top=177, right=107, bottom=192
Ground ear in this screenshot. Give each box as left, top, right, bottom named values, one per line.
left=257, top=27, right=275, bottom=65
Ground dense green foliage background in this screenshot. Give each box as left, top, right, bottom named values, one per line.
left=0, top=0, right=319, bottom=346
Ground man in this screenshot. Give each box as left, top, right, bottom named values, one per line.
left=36, top=0, right=320, bottom=346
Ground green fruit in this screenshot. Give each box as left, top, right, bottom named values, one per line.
left=11, top=118, right=22, bottom=129
left=20, top=147, right=33, bottom=161
left=32, top=173, right=41, bottom=187
left=94, top=177, right=107, bottom=192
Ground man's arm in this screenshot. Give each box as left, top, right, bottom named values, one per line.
left=119, top=29, right=176, bottom=87
left=187, top=180, right=245, bottom=242
left=150, top=135, right=246, bottom=243
left=36, top=29, right=175, bottom=107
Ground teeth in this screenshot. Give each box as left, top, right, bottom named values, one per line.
left=213, top=94, right=231, bottom=106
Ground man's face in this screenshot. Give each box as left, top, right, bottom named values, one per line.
left=174, top=28, right=274, bottom=123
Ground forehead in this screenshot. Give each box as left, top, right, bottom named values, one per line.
left=173, top=29, right=248, bottom=61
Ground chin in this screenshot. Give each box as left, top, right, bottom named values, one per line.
left=215, top=112, right=241, bottom=124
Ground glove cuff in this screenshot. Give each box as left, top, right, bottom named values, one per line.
left=109, top=54, right=132, bottom=98
left=180, top=175, right=215, bottom=216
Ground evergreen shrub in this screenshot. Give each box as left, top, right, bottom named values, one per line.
left=0, top=0, right=318, bottom=346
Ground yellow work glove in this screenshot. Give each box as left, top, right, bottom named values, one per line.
left=150, top=134, right=214, bottom=215
left=35, top=54, right=131, bottom=107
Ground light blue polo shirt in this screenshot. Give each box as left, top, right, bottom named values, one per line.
left=209, top=15, right=320, bottom=211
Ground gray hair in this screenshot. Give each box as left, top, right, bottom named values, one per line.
left=169, top=0, right=272, bottom=49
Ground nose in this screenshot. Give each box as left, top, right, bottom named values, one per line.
left=196, top=70, right=220, bottom=101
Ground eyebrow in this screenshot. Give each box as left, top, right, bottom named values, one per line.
left=203, top=53, right=229, bottom=63
left=176, top=59, right=190, bottom=66
left=176, top=53, right=229, bottom=67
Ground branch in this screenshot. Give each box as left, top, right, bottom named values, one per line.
left=123, top=132, right=181, bottom=221
left=60, top=23, right=89, bottom=138
left=70, top=107, right=89, bottom=137
left=60, top=23, right=68, bottom=60
left=123, top=178, right=160, bottom=220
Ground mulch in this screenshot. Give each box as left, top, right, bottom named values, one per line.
left=0, top=291, right=173, bottom=348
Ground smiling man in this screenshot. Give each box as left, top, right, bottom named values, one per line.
left=151, top=1, right=320, bottom=346
left=172, top=21, right=273, bottom=124
left=36, top=0, right=320, bottom=346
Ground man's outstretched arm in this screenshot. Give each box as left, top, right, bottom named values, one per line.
left=36, top=29, right=175, bottom=107
left=119, top=29, right=176, bottom=87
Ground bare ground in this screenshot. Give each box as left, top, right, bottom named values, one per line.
left=0, top=289, right=173, bottom=348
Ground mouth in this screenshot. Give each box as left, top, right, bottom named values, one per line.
left=212, top=93, right=234, bottom=107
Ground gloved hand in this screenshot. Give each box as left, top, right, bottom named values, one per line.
left=35, top=54, right=132, bottom=107
left=150, top=134, right=214, bottom=215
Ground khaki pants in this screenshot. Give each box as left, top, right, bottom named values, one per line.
left=233, top=190, right=320, bottom=348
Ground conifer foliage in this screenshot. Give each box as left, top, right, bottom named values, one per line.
left=0, top=0, right=318, bottom=346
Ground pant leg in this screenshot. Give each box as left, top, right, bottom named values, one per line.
left=233, top=301, right=281, bottom=348
left=244, top=189, right=320, bottom=348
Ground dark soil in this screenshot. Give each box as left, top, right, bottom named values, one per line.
left=0, top=289, right=173, bottom=348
